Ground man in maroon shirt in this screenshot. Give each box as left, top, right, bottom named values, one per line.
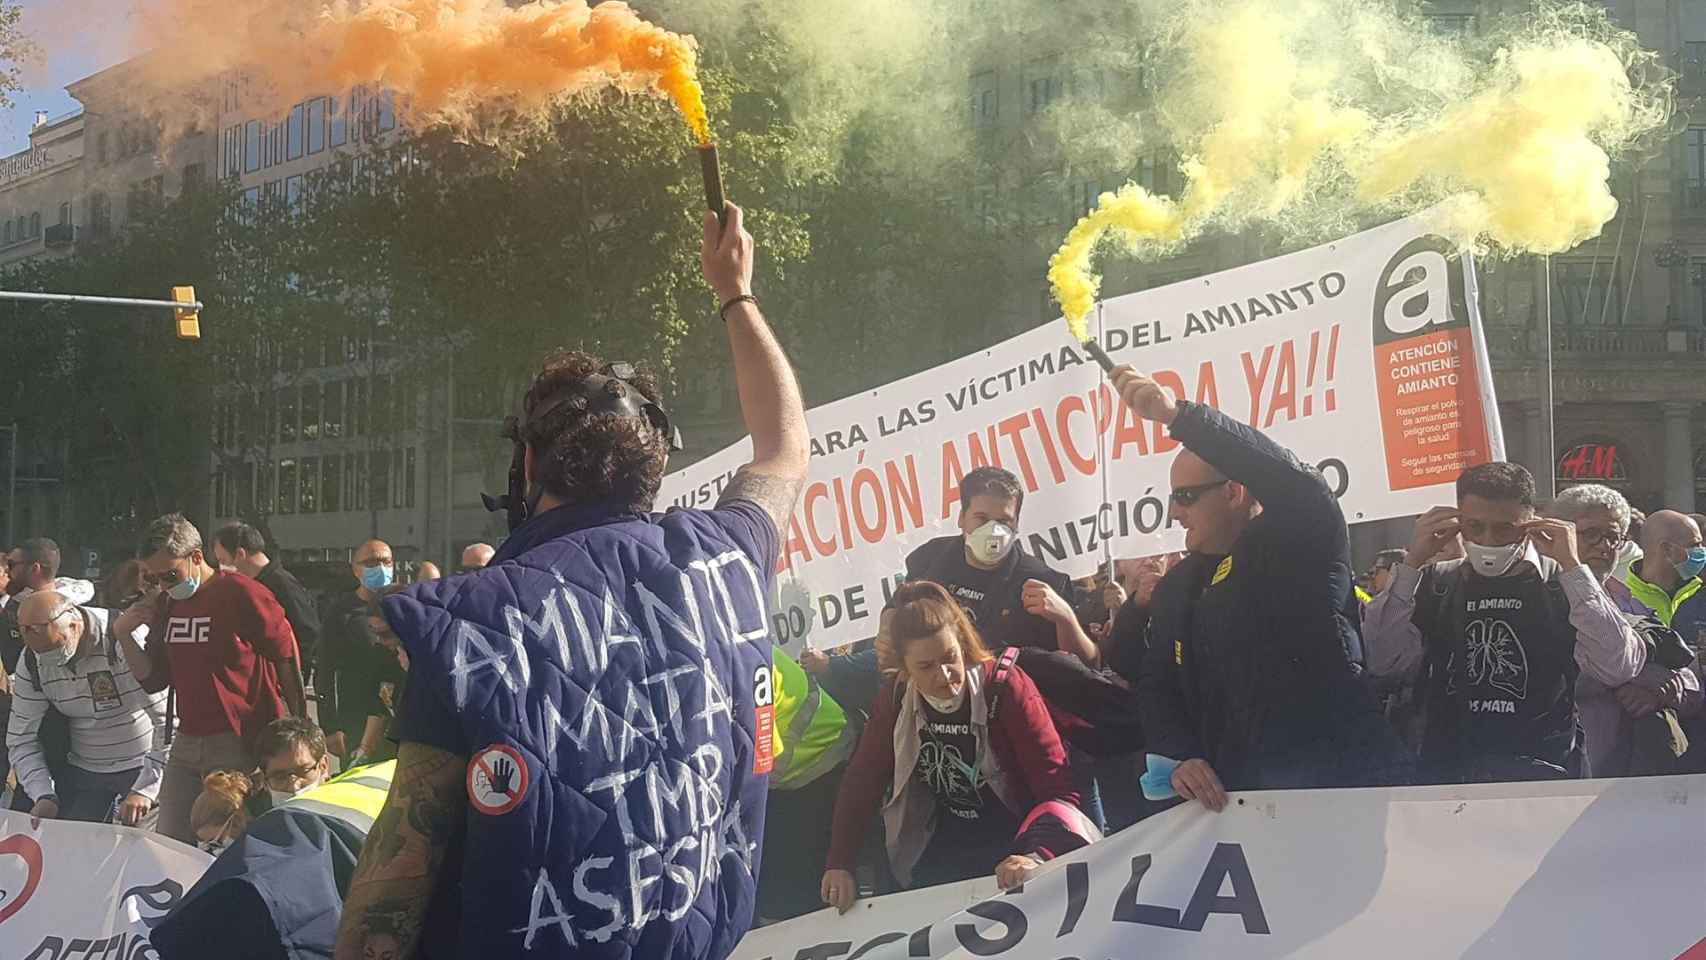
left=114, top=514, right=307, bottom=843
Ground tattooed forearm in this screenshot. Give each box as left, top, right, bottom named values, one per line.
left=335, top=742, right=466, bottom=960
left=719, top=466, right=804, bottom=531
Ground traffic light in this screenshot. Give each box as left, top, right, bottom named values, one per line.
left=172, top=286, right=200, bottom=341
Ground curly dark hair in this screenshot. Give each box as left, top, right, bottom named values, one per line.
left=520, top=350, right=668, bottom=513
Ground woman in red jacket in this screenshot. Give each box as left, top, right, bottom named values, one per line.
left=819, top=581, right=1099, bottom=913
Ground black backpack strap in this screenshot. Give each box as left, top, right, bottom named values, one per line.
left=985, top=646, right=1020, bottom=726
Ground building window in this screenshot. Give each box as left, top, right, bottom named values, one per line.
left=1688, top=42, right=1706, bottom=83
left=1424, top=13, right=1475, bottom=36
left=371, top=448, right=390, bottom=509
left=300, top=455, right=319, bottom=512
left=1554, top=260, right=1623, bottom=326
left=970, top=71, right=997, bottom=126
left=377, top=91, right=396, bottom=131
left=286, top=174, right=303, bottom=215
left=404, top=445, right=417, bottom=508
left=244, top=121, right=261, bottom=173
left=1029, top=75, right=1061, bottom=113
left=287, top=102, right=305, bottom=160
left=349, top=453, right=365, bottom=510
left=329, top=95, right=348, bottom=147
left=349, top=378, right=367, bottom=436
left=57, top=203, right=69, bottom=226
left=5, top=222, right=14, bottom=244
left=1135, top=152, right=1178, bottom=198
left=372, top=374, right=391, bottom=436
left=96, top=131, right=109, bottom=164
left=257, top=459, right=273, bottom=513
left=278, top=386, right=297, bottom=442
left=323, top=381, right=344, bottom=438
left=28, top=212, right=39, bottom=238
left=308, top=97, right=327, bottom=154
left=323, top=453, right=342, bottom=512
left=278, top=458, right=298, bottom=514
left=1686, top=128, right=1706, bottom=210
left=300, top=383, right=321, bottom=441
left=89, top=193, right=111, bottom=238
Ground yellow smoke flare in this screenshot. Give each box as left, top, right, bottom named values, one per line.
left=1048, top=0, right=1670, bottom=335
left=141, top=0, right=711, bottom=144
left=1049, top=186, right=1183, bottom=342
left=1356, top=37, right=1651, bottom=255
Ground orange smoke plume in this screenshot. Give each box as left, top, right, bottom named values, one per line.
left=140, top=0, right=710, bottom=143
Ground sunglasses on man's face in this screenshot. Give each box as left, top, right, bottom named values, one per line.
left=142, top=567, right=186, bottom=587
left=1169, top=480, right=1230, bottom=507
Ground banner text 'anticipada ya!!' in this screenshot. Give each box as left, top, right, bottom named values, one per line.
left=659, top=214, right=1505, bottom=653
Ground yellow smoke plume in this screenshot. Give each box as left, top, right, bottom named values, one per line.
left=139, top=0, right=709, bottom=143
left=1049, top=0, right=1670, bottom=341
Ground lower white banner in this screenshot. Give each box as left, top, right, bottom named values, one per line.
left=732, top=775, right=1706, bottom=960
left=0, top=813, right=211, bottom=959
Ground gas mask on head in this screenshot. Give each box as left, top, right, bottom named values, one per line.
left=483, top=362, right=684, bottom=532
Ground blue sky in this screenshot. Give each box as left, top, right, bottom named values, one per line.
left=0, top=0, right=137, bottom=155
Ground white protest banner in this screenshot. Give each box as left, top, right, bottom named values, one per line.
left=660, top=214, right=1505, bottom=652
left=0, top=813, right=211, bottom=959
left=732, top=774, right=1706, bottom=960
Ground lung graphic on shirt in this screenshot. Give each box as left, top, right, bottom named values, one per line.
left=1463, top=617, right=1528, bottom=700
left=165, top=617, right=212, bottom=645
left=917, top=739, right=982, bottom=806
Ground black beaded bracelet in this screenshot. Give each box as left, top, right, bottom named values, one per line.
left=719, top=293, right=760, bottom=321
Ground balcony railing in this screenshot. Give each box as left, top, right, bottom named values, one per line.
left=43, top=223, right=73, bottom=249
left=1488, top=324, right=1706, bottom=358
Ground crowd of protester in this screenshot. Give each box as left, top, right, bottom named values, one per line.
left=4, top=212, right=1704, bottom=960
left=0, top=521, right=492, bottom=850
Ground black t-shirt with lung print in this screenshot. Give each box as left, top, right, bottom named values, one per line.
left=903, top=535, right=1074, bottom=652
left=912, top=692, right=1020, bottom=886
left=1415, top=558, right=1579, bottom=783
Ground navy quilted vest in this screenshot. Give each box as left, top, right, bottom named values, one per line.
left=384, top=499, right=778, bottom=959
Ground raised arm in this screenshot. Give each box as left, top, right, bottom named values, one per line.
left=704, top=204, right=810, bottom=529
left=1112, top=366, right=1338, bottom=532
left=334, top=740, right=466, bottom=960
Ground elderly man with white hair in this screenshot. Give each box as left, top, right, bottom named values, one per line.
left=1550, top=484, right=1701, bottom=777
left=8, top=589, right=167, bottom=824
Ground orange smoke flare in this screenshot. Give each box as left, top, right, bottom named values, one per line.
left=142, top=0, right=711, bottom=143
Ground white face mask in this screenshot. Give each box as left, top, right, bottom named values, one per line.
left=1465, top=539, right=1526, bottom=578
left=921, top=684, right=965, bottom=712
left=966, top=521, right=1016, bottom=567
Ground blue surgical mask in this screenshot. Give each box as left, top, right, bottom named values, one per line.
left=361, top=564, right=394, bottom=591
left=168, top=576, right=201, bottom=601
left=1675, top=546, right=1706, bottom=581
left=1141, top=754, right=1180, bottom=801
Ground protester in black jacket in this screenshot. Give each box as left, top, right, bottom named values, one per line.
left=902, top=467, right=1097, bottom=663
left=1114, top=365, right=1408, bottom=810
left=213, top=523, right=322, bottom=684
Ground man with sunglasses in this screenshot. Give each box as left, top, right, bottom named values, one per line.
left=1113, top=366, right=1404, bottom=811
left=113, top=513, right=308, bottom=843
left=7, top=589, right=167, bottom=825
left=1364, top=465, right=1644, bottom=784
